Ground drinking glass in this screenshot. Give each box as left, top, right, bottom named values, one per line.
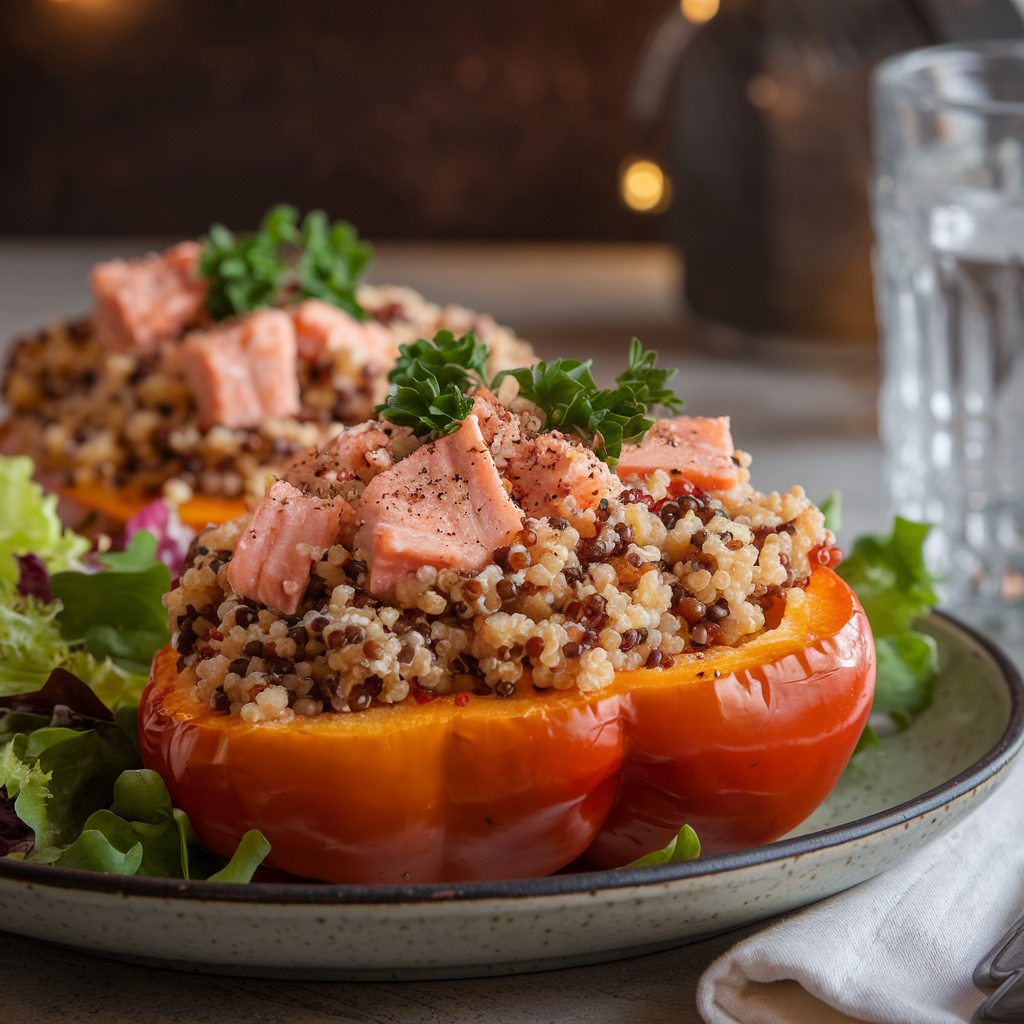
left=873, top=42, right=1024, bottom=650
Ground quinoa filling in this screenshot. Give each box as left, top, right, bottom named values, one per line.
left=165, top=417, right=835, bottom=723
left=1, top=284, right=532, bottom=504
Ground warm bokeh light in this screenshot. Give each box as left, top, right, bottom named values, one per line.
left=681, top=0, right=719, bottom=24
left=621, top=159, right=669, bottom=213
left=46, top=0, right=122, bottom=9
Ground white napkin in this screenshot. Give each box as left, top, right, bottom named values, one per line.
left=697, top=757, right=1024, bottom=1024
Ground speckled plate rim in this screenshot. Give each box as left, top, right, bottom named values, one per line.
left=1, top=610, right=1021, bottom=906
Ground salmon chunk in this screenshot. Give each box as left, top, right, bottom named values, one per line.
left=289, top=299, right=397, bottom=365
left=283, top=422, right=417, bottom=494
left=91, top=241, right=206, bottom=351
left=470, top=387, right=521, bottom=449
left=504, top=432, right=620, bottom=517
left=227, top=480, right=350, bottom=615
left=355, top=415, right=523, bottom=597
left=180, top=310, right=301, bottom=430
left=615, top=416, right=740, bottom=493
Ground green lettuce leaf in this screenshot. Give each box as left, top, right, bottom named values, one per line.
left=54, top=769, right=268, bottom=882
left=51, top=530, right=171, bottom=676
left=873, top=631, right=939, bottom=726
left=0, top=456, right=89, bottom=583
left=0, top=584, right=67, bottom=694
left=96, top=530, right=160, bottom=573
left=852, top=723, right=880, bottom=755
left=837, top=517, right=939, bottom=734
left=53, top=829, right=143, bottom=874
left=619, top=824, right=701, bottom=869
left=819, top=491, right=842, bottom=535
left=0, top=722, right=141, bottom=855
left=2, top=692, right=268, bottom=881
left=0, top=585, right=147, bottom=707
left=206, top=829, right=273, bottom=883
left=837, top=518, right=937, bottom=636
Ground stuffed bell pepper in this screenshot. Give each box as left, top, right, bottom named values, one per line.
left=0, top=206, right=533, bottom=534
left=140, top=335, right=875, bottom=884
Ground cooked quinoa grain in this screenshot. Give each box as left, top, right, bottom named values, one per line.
left=165, top=407, right=835, bottom=723
left=1, top=284, right=532, bottom=510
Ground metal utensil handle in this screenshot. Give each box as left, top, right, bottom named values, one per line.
left=977, top=913, right=1024, bottom=990
left=974, top=912, right=1024, bottom=1022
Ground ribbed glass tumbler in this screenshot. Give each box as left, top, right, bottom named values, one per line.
left=874, top=42, right=1024, bottom=652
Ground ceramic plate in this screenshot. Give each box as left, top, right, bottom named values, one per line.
left=0, top=611, right=1020, bottom=981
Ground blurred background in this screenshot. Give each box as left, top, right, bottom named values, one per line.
left=5, top=0, right=1023, bottom=538
left=0, top=0, right=661, bottom=242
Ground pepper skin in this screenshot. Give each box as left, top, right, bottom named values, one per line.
left=139, top=568, right=874, bottom=884
left=59, top=482, right=247, bottom=531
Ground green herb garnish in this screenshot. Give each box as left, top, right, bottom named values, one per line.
left=376, top=330, right=487, bottom=439
left=494, top=338, right=683, bottom=466
left=614, top=337, right=687, bottom=413
left=389, top=330, right=490, bottom=392
left=377, top=333, right=683, bottom=464
left=199, top=204, right=373, bottom=320
left=378, top=380, right=476, bottom=440
left=295, top=211, right=374, bottom=321
left=199, top=204, right=300, bottom=320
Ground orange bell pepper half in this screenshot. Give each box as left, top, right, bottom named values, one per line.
left=59, top=481, right=247, bottom=532
left=138, top=567, right=874, bottom=884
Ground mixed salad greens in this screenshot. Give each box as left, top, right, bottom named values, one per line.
left=0, top=456, right=938, bottom=880
left=0, top=457, right=269, bottom=880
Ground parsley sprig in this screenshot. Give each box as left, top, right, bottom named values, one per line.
left=199, top=205, right=299, bottom=320
left=375, top=330, right=487, bottom=440
left=389, top=330, right=490, bottom=393
left=198, top=204, right=373, bottom=321
left=295, top=210, right=374, bottom=320
left=494, top=338, right=684, bottom=465
left=376, top=332, right=683, bottom=463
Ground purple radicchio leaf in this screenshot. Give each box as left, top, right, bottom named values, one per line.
left=0, top=787, right=34, bottom=857
left=0, top=667, right=115, bottom=723
left=15, top=553, right=53, bottom=603
left=125, top=498, right=196, bottom=579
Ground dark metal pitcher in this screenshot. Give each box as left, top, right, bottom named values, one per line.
left=632, top=0, right=1024, bottom=339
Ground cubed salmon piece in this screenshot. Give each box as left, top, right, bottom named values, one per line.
left=289, top=299, right=398, bottom=365
left=180, top=310, right=301, bottom=430
left=504, top=432, right=620, bottom=517
left=227, top=480, right=351, bottom=616
left=470, top=387, right=521, bottom=449
left=91, top=241, right=206, bottom=351
left=283, top=421, right=417, bottom=494
left=615, top=416, right=740, bottom=493
left=355, top=415, right=523, bottom=597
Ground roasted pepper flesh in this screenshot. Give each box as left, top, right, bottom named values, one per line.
left=139, top=567, right=874, bottom=884
left=59, top=482, right=247, bottom=532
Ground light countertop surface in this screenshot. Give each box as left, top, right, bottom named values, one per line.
left=0, top=240, right=885, bottom=1024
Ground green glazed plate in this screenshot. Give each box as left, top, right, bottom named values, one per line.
left=0, top=611, right=1020, bottom=981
